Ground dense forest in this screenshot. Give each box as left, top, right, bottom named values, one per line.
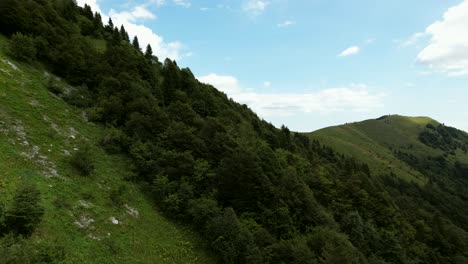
left=0, top=0, right=467, bottom=263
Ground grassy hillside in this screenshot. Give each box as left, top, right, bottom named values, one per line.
left=0, top=35, right=215, bottom=263
left=309, top=115, right=468, bottom=184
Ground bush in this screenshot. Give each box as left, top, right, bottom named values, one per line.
left=101, top=127, right=127, bottom=154
left=9, top=33, right=36, bottom=63
left=70, top=144, right=95, bottom=176
left=5, top=185, right=44, bottom=237
left=0, top=235, right=65, bottom=263
left=64, top=84, right=93, bottom=107
left=46, top=77, right=64, bottom=95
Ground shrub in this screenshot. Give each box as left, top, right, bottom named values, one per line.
left=101, top=127, right=127, bottom=154
left=46, top=77, right=64, bottom=95
left=70, top=144, right=95, bottom=176
left=9, top=33, right=36, bottom=63
left=63, top=84, right=93, bottom=107
left=5, top=185, right=44, bottom=237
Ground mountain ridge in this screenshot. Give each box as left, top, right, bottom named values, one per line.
left=0, top=1, right=467, bottom=263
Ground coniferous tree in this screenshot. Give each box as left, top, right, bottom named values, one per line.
left=83, top=4, right=93, bottom=20
left=105, top=18, right=114, bottom=32
left=145, top=44, right=153, bottom=60
left=5, top=185, right=44, bottom=237
left=132, top=36, right=141, bottom=51
left=120, top=25, right=129, bottom=42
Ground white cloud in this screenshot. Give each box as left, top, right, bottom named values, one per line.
left=263, top=81, right=271, bottom=87
left=197, top=74, right=242, bottom=94
left=243, top=0, right=269, bottom=16
left=76, top=0, right=102, bottom=13
left=75, top=1, right=184, bottom=60
left=417, top=0, right=468, bottom=76
left=197, top=74, right=384, bottom=117
left=110, top=6, right=156, bottom=22
left=109, top=6, right=184, bottom=59
left=277, top=20, right=296, bottom=28
left=401, top=32, right=426, bottom=47
left=338, top=46, right=360, bottom=57
left=173, top=0, right=191, bottom=8
left=153, top=0, right=165, bottom=7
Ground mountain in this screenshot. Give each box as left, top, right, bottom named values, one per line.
left=0, top=1, right=467, bottom=263
left=309, top=114, right=468, bottom=259
left=309, top=115, right=468, bottom=182
left=0, top=35, right=215, bottom=263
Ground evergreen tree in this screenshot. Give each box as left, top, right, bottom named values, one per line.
left=132, top=36, right=141, bottom=51
left=83, top=4, right=93, bottom=20
left=105, top=18, right=114, bottom=32
left=145, top=44, right=153, bottom=60
left=120, top=25, right=129, bottom=42
left=5, top=185, right=44, bottom=237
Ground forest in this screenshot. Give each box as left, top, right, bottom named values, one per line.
left=0, top=0, right=467, bottom=263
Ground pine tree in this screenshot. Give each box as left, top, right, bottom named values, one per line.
left=120, top=25, right=129, bottom=42
left=132, top=36, right=141, bottom=51
left=6, top=185, right=44, bottom=236
left=145, top=44, right=153, bottom=60
left=83, top=4, right=93, bottom=20
left=105, top=18, right=114, bottom=32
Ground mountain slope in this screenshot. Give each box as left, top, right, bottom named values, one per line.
left=0, top=36, right=215, bottom=263
left=309, top=115, right=467, bottom=184
left=309, top=114, right=468, bottom=248
left=1, top=1, right=467, bottom=263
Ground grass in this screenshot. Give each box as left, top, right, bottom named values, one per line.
left=307, top=115, right=456, bottom=185
left=0, top=35, right=216, bottom=263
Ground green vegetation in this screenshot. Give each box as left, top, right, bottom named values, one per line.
left=311, top=115, right=468, bottom=262
left=0, top=1, right=467, bottom=263
left=0, top=35, right=214, bottom=263
left=310, top=115, right=444, bottom=184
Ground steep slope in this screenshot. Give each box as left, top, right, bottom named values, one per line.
left=310, top=114, right=468, bottom=252
left=309, top=115, right=465, bottom=184
left=1, top=1, right=467, bottom=262
left=0, top=36, right=215, bottom=263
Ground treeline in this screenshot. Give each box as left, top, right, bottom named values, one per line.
left=0, top=0, right=467, bottom=263
left=419, top=123, right=468, bottom=153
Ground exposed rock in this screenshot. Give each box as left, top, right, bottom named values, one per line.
left=75, top=215, right=95, bottom=229
left=124, top=204, right=139, bottom=218
left=2, top=59, right=19, bottom=71
left=109, top=217, right=119, bottom=225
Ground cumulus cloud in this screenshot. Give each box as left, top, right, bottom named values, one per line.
left=76, top=0, right=102, bottom=13
left=197, top=74, right=242, bottom=94
left=277, top=20, right=296, bottom=28
left=243, top=0, right=269, bottom=16
left=401, top=32, right=426, bottom=47
left=417, top=0, right=468, bottom=76
left=263, top=81, right=271, bottom=87
left=76, top=1, right=184, bottom=60
left=338, top=46, right=360, bottom=57
left=197, top=74, right=384, bottom=118
left=109, top=6, right=156, bottom=22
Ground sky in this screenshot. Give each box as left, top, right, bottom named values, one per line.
left=77, top=0, right=468, bottom=132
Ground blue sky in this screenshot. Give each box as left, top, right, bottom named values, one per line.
left=78, top=0, right=468, bottom=132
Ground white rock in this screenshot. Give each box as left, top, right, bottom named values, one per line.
left=2, top=59, right=19, bottom=71
left=110, top=217, right=119, bottom=225
left=75, top=215, right=94, bottom=229
left=124, top=204, right=140, bottom=218
left=78, top=200, right=93, bottom=208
